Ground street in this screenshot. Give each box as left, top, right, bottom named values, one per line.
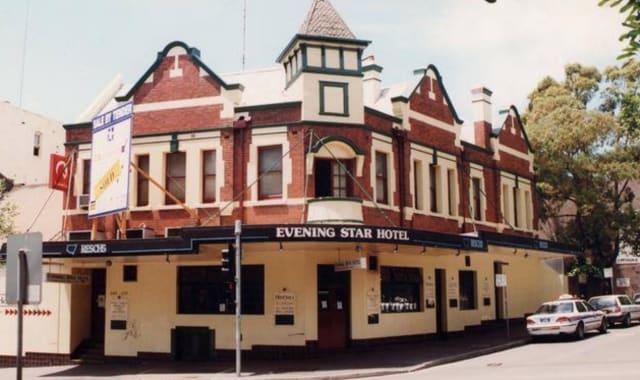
left=371, top=324, right=640, bottom=380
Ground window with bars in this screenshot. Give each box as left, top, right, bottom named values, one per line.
left=375, top=151, right=388, bottom=204
left=202, top=150, right=216, bottom=203
left=258, top=145, right=282, bottom=199
left=136, top=155, right=149, bottom=207
left=166, top=152, right=186, bottom=204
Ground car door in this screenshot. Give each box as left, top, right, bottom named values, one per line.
left=583, top=301, right=602, bottom=329
left=578, top=301, right=598, bottom=330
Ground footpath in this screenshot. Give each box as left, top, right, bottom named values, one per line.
left=0, top=321, right=529, bottom=380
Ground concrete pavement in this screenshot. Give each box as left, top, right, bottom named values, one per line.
left=0, top=321, right=529, bottom=380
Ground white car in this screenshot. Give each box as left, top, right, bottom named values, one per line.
left=526, top=297, right=607, bottom=340
left=588, top=294, right=640, bottom=327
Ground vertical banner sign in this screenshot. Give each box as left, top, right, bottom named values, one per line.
left=89, top=102, right=133, bottom=218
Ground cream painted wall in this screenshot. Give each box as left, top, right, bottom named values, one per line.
left=301, top=73, right=364, bottom=124
left=0, top=264, right=75, bottom=355
left=91, top=243, right=569, bottom=357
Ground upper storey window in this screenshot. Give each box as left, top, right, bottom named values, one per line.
left=319, top=81, right=349, bottom=117
left=315, top=159, right=353, bottom=198
left=258, top=145, right=283, bottom=199
left=202, top=150, right=216, bottom=203
left=165, top=151, right=186, bottom=205
left=375, top=151, right=389, bottom=204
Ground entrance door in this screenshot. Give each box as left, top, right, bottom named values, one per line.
left=317, top=265, right=350, bottom=349
left=435, top=268, right=447, bottom=336
left=91, top=269, right=106, bottom=343
left=494, top=262, right=505, bottom=320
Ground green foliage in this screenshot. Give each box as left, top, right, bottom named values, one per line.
left=599, top=0, right=640, bottom=59
left=524, top=62, right=640, bottom=266
left=0, top=179, right=17, bottom=239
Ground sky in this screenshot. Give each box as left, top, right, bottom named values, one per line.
left=0, top=0, right=628, bottom=125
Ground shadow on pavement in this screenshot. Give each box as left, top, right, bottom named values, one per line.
left=41, top=321, right=529, bottom=378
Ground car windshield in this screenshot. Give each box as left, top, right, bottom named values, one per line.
left=536, top=302, right=573, bottom=314
left=589, top=298, right=616, bottom=308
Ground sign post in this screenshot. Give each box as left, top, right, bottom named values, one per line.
left=495, top=272, right=509, bottom=341
left=603, top=267, right=614, bottom=294
left=6, top=232, right=43, bottom=380
left=234, top=220, right=242, bottom=377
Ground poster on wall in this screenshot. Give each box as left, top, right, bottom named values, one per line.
left=447, top=276, right=458, bottom=307
left=109, top=291, right=129, bottom=330
left=424, top=275, right=435, bottom=309
left=89, top=102, right=133, bottom=218
left=274, top=292, right=295, bottom=325
left=366, top=288, right=380, bottom=324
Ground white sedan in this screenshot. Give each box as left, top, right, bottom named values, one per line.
left=526, top=297, right=607, bottom=340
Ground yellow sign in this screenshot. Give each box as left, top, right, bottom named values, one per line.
left=93, top=161, right=121, bottom=201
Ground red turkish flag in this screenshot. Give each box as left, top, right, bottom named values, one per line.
left=49, top=154, right=70, bottom=191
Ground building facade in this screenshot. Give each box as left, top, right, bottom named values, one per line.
left=1, top=0, right=578, bottom=365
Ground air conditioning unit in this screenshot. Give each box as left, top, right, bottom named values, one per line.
left=118, top=227, right=155, bottom=239
left=78, top=194, right=90, bottom=210
left=165, top=227, right=182, bottom=238
left=67, top=230, right=105, bottom=241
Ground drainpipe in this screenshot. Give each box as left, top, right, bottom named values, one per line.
left=392, top=127, right=407, bottom=227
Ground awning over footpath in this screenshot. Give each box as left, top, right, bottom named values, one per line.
left=0, top=224, right=580, bottom=259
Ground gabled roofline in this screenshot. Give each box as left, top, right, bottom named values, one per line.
left=404, top=64, right=464, bottom=125
left=276, top=34, right=371, bottom=63
left=493, top=105, right=534, bottom=153
left=115, top=41, right=243, bottom=102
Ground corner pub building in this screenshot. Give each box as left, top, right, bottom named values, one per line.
left=1, top=0, right=578, bottom=365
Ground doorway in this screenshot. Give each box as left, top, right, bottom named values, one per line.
left=435, top=268, right=447, bottom=336
left=317, top=265, right=350, bottom=349
left=91, top=269, right=106, bottom=343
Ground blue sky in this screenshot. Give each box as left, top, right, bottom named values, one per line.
left=0, top=0, right=627, bottom=124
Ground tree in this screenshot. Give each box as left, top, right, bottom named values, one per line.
left=524, top=62, right=640, bottom=269
left=599, top=0, right=640, bottom=59
left=0, top=179, right=16, bottom=240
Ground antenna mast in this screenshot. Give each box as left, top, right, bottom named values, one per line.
left=242, top=0, right=247, bottom=71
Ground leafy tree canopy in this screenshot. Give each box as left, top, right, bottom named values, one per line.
left=0, top=179, right=16, bottom=240
left=524, top=61, right=640, bottom=267
left=600, top=0, right=640, bottom=59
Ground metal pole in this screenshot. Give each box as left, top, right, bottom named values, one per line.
left=505, top=285, right=510, bottom=341
left=16, top=250, right=27, bottom=380
left=234, top=220, right=242, bottom=377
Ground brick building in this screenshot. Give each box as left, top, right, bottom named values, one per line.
left=1, top=0, right=578, bottom=364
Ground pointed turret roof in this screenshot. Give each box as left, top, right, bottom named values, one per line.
left=298, top=0, right=356, bottom=39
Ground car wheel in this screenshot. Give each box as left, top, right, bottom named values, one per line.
left=623, top=314, right=632, bottom=328
left=574, top=322, right=585, bottom=340
left=598, top=318, right=608, bottom=334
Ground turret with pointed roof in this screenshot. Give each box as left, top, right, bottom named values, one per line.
left=277, top=0, right=370, bottom=124
left=298, top=0, right=356, bottom=40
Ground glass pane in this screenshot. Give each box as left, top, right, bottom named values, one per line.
left=259, top=146, right=282, bottom=171
left=203, top=150, right=216, bottom=175
left=260, top=172, right=282, bottom=197
left=167, top=152, right=186, bottom=177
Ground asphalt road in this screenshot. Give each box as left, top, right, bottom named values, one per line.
left=372, top=324, right=640, bottom=380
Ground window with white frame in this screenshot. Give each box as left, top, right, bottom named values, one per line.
left=136, top=154, right=150, bottom=207
left=258, top=145, right=283, bottom=199
left=202, top=150, right=216, bottom=203
left=413, top=160, right=424, bottom=210
left=429, top=164, right=439, bottom=213
left=525, top=190, right=533, bottom=230
left=513, top=187, right=520, bottom=228
left=502, top=183, right=511, bottom=226
left=165, top=151, right=186, bottom=204
left=375, top=151, right=389, bottom=204
left=471, top=177, right=482, bottom=221
left=33, top=131, right=42, bottom=156
left=447, top=169, right=457, bottom=216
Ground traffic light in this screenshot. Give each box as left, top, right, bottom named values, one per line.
left=221, top=243, right=236, bottom=277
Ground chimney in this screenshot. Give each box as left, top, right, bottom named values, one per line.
left=363, top=55, right=383, bottom=105
left=471, top=86, right=492, bottom=148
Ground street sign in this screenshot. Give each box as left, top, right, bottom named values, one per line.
left=45, top=273, right=90, bottom=284
left=603, top=267, right=613, bottom=279
left=495, top=273, right=507, bottom=288
left=5, top=232, right=43, bottom=305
